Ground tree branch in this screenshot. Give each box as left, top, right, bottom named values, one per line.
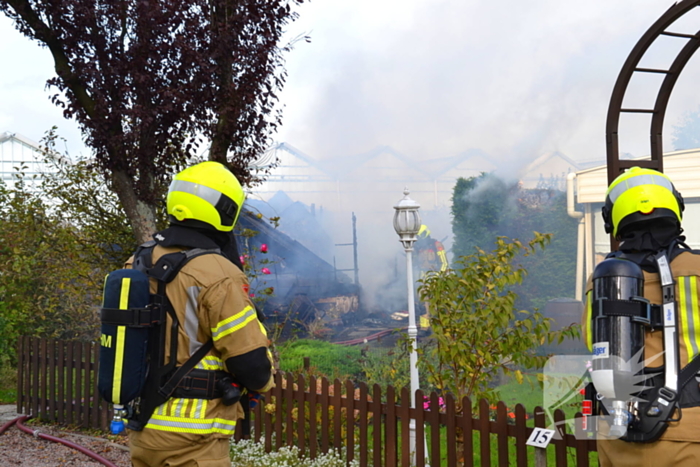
left=4, top=0, right=97, bottom=119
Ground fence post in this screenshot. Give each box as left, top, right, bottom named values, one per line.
left=534, top=406, right=547, bottom=467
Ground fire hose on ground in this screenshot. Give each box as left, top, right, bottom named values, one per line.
left=0, top=414, right=120, bottom=467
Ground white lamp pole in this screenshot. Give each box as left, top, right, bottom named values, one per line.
left=393, top=188, right=421, bottom=464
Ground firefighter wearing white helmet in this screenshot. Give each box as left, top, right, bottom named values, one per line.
left=583, top=167, right=700, bottom=466
left=127, top=161, right=273, bottom=467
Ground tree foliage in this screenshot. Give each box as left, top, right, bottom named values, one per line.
left=416, top=234, right=580, bottom=409
left=451, top=173, right=578, bottom=310
left=450, top=173, right=516, bottom=258
left=1, top=0, right=303, bottom=242
left=0, top=156, right=128, bottom=364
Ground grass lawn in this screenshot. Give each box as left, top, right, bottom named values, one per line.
left=497, top=372, right=585, bottom=420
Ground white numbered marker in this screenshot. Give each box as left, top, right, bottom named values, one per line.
left=526, top=428, right=556, bottom=448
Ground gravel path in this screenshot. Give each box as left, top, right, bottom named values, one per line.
left=0, top=405, right=132, bottom=466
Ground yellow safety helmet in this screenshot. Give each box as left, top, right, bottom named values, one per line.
left=602, top=167, right=684, bottom=238
left=418, top=224, right=431, bottom=239
left=166, top=161, right=245, bottom=232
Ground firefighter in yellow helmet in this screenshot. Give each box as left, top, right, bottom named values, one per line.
left=582, top=167, right=700, bottom=466
left=414, top=224, right=448, bottom=328
left=127, top=161, right=273, bottom=467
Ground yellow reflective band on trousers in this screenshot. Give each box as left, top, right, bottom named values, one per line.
left=112, top=277, right=130, bottom=403
left=678, top=276, right=700, bottom=361
left=438, top=250, right=448, bottom=272
left=211, top=305, right=256, bottom=341
left=585, top=290, right=593, bottom=352
left=146, top=397, right=235, bottom=435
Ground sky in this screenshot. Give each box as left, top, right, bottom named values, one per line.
left=275, top=0, right=700, bottom=171
left=2, top=0, right=700, bottom=169
left=2, top=1, right=700, bottom=309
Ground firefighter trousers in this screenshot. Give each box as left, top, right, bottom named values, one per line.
left=130, top=436, right=230, bottom=467
left=598, top=438, right=700, bottom=466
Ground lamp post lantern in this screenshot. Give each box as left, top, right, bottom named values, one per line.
left=393, top=188, right=421, bottom=463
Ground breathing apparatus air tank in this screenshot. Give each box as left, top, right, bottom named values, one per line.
left=590, top=257, right=649, bottom=438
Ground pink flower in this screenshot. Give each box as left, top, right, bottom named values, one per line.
left=261, top=267, right=271, bottom=275
left=260, top=244, right=268, bottom=253
left=239, top=256, right=246, bottom=265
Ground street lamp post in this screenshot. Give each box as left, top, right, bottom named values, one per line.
left=393, top=188, right=421, bottom=463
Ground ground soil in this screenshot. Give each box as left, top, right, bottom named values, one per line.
left=0, top=405, right=132, bottom=466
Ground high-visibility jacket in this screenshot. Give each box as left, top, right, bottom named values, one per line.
left=127, top=241, right=272, bottom=450
left=583, top=249, right=700, bottom=443
left=416, top=238, right=448, bottom=273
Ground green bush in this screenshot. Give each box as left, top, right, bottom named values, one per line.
left=0, top=360, right=17, bottom=404
left=278, top=339, right=363, bottom=380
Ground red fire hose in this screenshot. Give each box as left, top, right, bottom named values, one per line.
left=1, top=415, right=120, bottom=467
left=332, top=327, right=406, bottom=346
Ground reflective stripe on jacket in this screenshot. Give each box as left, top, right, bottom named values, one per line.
left=126, top=243, right=270, bottom=445
left=582, top=249, right=700, bottom=442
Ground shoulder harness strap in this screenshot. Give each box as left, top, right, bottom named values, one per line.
left=129, top=244, right=224, bottom=430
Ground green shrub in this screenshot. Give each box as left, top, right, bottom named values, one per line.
left=0, top=360, right=17, bottom=404
left=278, top=339, right=363, bottom=380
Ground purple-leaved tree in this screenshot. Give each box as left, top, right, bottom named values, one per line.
left=1, top=0, right=304, bottom=243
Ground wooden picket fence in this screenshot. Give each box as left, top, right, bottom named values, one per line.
left=16, top=336, right=597, bottom=466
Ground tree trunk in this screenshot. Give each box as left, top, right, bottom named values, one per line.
left=111, top=169, right=157, bottom=244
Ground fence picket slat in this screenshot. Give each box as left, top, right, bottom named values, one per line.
left=400, top=386, right=410, bottom=467
left=297, top=374, right=307, bottom=453
left=49, top=340, right=56, bottom=423
left=82, top=341, right=91, bottom=427
left=496, top=401, right=509, bottom=467
left=415, top=389, right=425, bottom=467
left=534, top=406, right=547, bottom=467
left=74, top=341, right=83, bottom=427
left=31, top=338, right=39, bottom=418
left=345, top=379, right=356, bottom=464
left=358, top=381, right=369, bottom=467
left=385, top=385, right=397, bottom=467
left=333, top=379, right=342, bottom=451
left=16, top=336, right=25, bottom=415
left=252, top=389, right=263, bottom=443
left=554, top=409, right=567, bottom=467
left=269, top=372, right=282, bottom=452
left=284, top=373, right=294, bottom=447
left=429, top=392, right=441, bottom=467
left=478, top=399, right=491, bottom=467
left=514, top=404, right=528, bottom=466
left=446, top=393, right=457, bottom=467
left=461, top=397, right=473, bottom=467
left=320, top=377, right=330, bottom=453
left=309, top=375, right=318, bottom=459
left=372, top=384, right=382, bottom=467
left=574, top=413, right=589, bottom=467
left=58, top=340, right=65, bottom=424
left=91, top=342, right=100, bottom=429
left=39, top=338, right=47, bottom=421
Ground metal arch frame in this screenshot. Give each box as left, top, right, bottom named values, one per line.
left=606, top=0, right=700, bottom=186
